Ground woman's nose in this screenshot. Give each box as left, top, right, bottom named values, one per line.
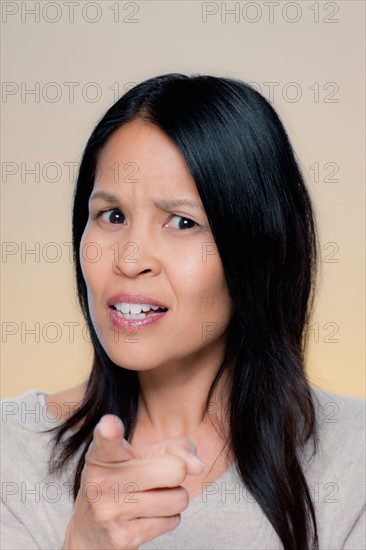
left=111, top=227, right=161, bottom=278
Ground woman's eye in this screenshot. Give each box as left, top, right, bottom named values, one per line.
left=167, top=215, right=198, bottom=230
left=95, top=210, right=198, bottom=230
left=97, top=209, right=125, bottom=224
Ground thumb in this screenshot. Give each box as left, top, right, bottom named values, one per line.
left=134, top=437, right=206, bottom=475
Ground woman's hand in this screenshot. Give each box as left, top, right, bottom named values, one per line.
left=62, top=414, right=205, bottom=550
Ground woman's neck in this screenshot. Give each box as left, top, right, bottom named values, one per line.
left=136, top=361, right=231, bottom=441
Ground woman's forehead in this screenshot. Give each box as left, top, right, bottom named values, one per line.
left=97, top=119, right=181, bottom=166
left=95, top=120, right=197, bottom=192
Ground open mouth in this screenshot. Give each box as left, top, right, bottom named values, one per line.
left=111, top=305, right=168, bottom=320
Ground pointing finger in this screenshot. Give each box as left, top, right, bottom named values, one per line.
left=85, top=414, right=138, bottom=466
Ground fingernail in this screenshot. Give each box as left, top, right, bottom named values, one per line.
left=190, top=452, right=205, bottom=466
left=97, top=416, right=109, bottom=436
left=97, top=415, right=122, bottom=436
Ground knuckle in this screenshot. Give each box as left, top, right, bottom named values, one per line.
left=165, top=514, right=181, bottom=532
left=166, top=455, right=186, bottom=484
left=91, top=503, right=112, bottom=526
left=177, top=487, right=189, bottom=509
left=114, top=522, right=136, bottom=548
left=80, top=462, right=96, bottom=485
left=84, top=443, right=96, bottom=464
left=80, top=464, right=92, bottom=488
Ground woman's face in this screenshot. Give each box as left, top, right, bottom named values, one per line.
left=80, top=118, right=233, bottom=374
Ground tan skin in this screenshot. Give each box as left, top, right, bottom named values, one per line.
left=50, top=119, right=235, bottom=549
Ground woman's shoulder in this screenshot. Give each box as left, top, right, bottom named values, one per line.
left=1, top=384, right=88, bottom=483
left=0, top=389, right=64, bottom=475
left=309, top=384, right=365, bottom=438
left=304, top=384, right=365, bottom=478
left=300, top=385, right=365, bottom=548
left=0, top=382, right=87, bottom=437
left=0, top=388, right=60, bottom=435
left=1, top=389, right=78, bottom=549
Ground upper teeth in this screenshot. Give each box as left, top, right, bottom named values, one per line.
left=114, top=303, right=163, bottom=314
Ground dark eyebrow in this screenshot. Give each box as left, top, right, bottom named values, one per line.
left=89, top=191, right=118, bottom=205
left=153, top=197, right=205, bottom=213
left=89, top=191, right=205, bottom=213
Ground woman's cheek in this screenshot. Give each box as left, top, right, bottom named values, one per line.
left=80, top=226, right=107, bottom=266
left=79, top=229, right=104, bottom=286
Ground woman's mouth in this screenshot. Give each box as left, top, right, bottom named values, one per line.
left=108, top=303, right=169, bottom=332
left=106, top=295, right=170, bottom=331
left=111, top=303, right=168, bottom=320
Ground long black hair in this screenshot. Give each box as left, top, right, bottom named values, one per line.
left=45, top=73, right=321, bottom=550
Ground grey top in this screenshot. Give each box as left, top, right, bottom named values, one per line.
left=0, top=386, right=365, bottom=549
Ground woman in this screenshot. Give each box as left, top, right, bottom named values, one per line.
left=1, top=73, right=364, bottom=550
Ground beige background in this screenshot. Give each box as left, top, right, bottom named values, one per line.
left=1, top=1, right=365, bottom=399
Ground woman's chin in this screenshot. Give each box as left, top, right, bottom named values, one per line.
left=103, top=350, right=164, bottom=372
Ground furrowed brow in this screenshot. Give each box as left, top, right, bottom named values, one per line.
left=89, top=192, right=204, bottom=212
left=89, top=191, right=120, bottom=205
left=152, top=198, right=205, bottom=212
